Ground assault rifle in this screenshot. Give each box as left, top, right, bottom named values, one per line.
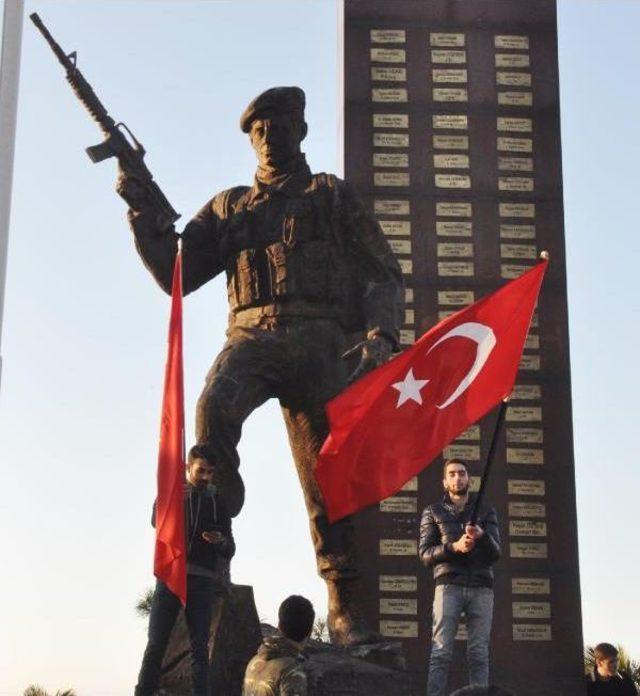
left=30, top=13, right=180, bottom=231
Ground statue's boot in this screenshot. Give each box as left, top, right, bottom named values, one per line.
left=326, top=577, right=382, bottom=646
left=214, top=461, right=245, bottom=518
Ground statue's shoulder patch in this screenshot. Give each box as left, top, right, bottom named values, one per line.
left=210, top=186, right=251, bottom=218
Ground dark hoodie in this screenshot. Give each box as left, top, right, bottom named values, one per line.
left=242, top=634, right=307, bottom=696
left=586, top=669, right=638, bottom=696
left=152, top=483, right=235, bottom=573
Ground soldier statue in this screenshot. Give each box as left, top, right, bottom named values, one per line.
left=116, top=86, right=403, bottom=645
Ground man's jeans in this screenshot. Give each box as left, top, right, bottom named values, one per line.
left=426, top=584, right=494, bottom=696
left=135, top=576, right=221, bottom=696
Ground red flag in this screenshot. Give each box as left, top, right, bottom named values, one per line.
left=316, top=259, right=548, bottom=522
left=154, top=248, right=187, bottom=605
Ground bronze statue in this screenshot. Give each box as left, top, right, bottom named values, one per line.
left=115, top=86, right=403, bottom=645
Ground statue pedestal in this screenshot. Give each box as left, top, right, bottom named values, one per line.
left=158, top=584, right=412, bottom=696
left=159, top=584, right=262, bottom=696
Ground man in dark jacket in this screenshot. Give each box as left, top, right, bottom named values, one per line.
left=586, top=643, right=638, bottom=695
left=419, top=459, right=501, bottom=696
left=242, top=595, right=315, bottom=696
left=135, top=444, right=235, bottom=696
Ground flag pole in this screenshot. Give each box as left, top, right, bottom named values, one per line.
left=470, top=396, right=510, bottom=525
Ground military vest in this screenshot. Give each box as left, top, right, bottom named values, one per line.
left=218, top=174, right=361, bottom=328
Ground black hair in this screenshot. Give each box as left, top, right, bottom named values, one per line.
left=278, top=595, right=315, bottom=643
left=187, top=444, right=216, bottom=466
left=442, top=458, right=468, bottom=478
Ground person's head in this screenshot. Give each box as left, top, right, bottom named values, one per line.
left=186, top=444, right=216, bottom=489
left=442, top=458, right=470, bottom=497
left=277, top=595, right=315, bottom=644
left=594, top=643, right=619, bottom=678
left=240, top=87, right=308, bottom=170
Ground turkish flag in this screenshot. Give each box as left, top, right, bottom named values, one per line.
left=316, top=259, right=548, bottom=522
left=153, top=249, right=187, bottom=605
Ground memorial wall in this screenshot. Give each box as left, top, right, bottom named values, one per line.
left=341, top=2, right=583, bottom=694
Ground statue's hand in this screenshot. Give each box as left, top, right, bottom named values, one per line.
left=115, top=164, right=148, bottom=210
left=344, top=333, right=394, bottom=385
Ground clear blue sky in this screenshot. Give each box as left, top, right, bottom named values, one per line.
left=0, top=1, right=638, bottom=694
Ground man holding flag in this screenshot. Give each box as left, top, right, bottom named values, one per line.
left=135, top=444, right=235, bottom=696
left=419, top=458, right=501, bottom=696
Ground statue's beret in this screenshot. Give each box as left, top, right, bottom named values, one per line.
left=240, top=86, right=306, bottom=133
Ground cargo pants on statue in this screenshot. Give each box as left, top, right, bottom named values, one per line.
left=195, top=316, right=358, bottom=580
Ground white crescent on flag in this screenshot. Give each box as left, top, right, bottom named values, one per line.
left=427, top=322, right=496, bottom=409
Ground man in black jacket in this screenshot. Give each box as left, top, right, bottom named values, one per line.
left=135, top=444, right=235, bottom=696
left=419, top=459, right=501, bottom=696
left=586, top=643, right=638, bottom=696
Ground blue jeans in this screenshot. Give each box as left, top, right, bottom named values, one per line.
left=135, top=576, right=221, bottom=696
left=426, top=584, right=494, bottom=696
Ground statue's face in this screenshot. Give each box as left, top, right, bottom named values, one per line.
left=249, top=113, right=306, bottom=169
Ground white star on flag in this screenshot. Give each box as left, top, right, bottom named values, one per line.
left=392, top=368, right=430, bottom=408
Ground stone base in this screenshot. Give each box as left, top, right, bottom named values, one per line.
left=304, top=638, right=412, bottom=696
left=158, top=584, right=262, bottom=696
left=158, top=585, right=411, bottom=696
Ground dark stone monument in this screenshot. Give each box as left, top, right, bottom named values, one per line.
left=341, top=1, right=583, bottom=694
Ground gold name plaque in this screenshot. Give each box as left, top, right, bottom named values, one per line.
left=433, top=88, right=468, bottom=102
left=513, top=602, right=551, bottom=619
left=433, top=68, right=468, bottom=83
left=507, top=407, right=542, bottom=421
left=431, top=49, right=467, bottom=64
left=500, top=203, right=536, bottom=218
left=438, top=290, right=475, bottom=305
left=510, top=520, right=547, bottom=537
left=374, top=133, right=410, bottom=148
left=437, top=242, right=473, bottom=258
left=370, top=30, right=406, bottom=44
left=443, top=444, right=480, bottom=460
left=380, top=496, right=417, bottom=514
left=388, top=239, right=411, bottom=255
left=510, top=542, right=548, bottom=559
left=379, top=539, right=417, bottom=556
left=499, top=176, right=534, bottom=192
left=509, top=502, right=546, bottom=518
left=511, top=384, right=541, bottom=400
left=373, top=113, right=409, bottom=129
left=430, top=32, right=465, bottom=47
left=436, top=201, right=472, bottom=217
left=501, top=224, right=536, bottom=239
left=375, top=199, right=410, bottom=215
left=498, top=116, right=532, bottom=132
left=497, top=71, right=532, bottom=87
left=507, top=448, right=544, bottom=465
left=433, top=135, right=469, bottom=150
left=495, top=53, right=530, bottom=68
left=374, top=172, right=410, bottom=187
left=380, top=598, right=418, bottom=615
left=434, top=154, right=469, bottom=169
left=513, top=624, right=552, bottom=641
left=495, top=36, right=530, bottom=50
left=433, top=114, right=468, bottom=130
left=380, top=220, right=411, bottom=236
left=371, top=66, right=407, bottom=82
left=508, top=479, right=545, bottom=496
left=507, top=428, right=543, bottom=445
left=498, top=157, right=534, bottom=172
left=436, top=221, right=473, bottom=237
left=374, top=153, right=409, bottom=168
left=438, top=261, right=474, bottom=277
left=379, top=575, right=418, bottom=593
left=435, top=174, right=471, bottom=189
left=380, top=620, right=418, bottom=638
left=372, top=88, right=408, bottom=103
left=512, top=577, right=550, bottom=595
left=371, top=47, right=406, bottom=63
